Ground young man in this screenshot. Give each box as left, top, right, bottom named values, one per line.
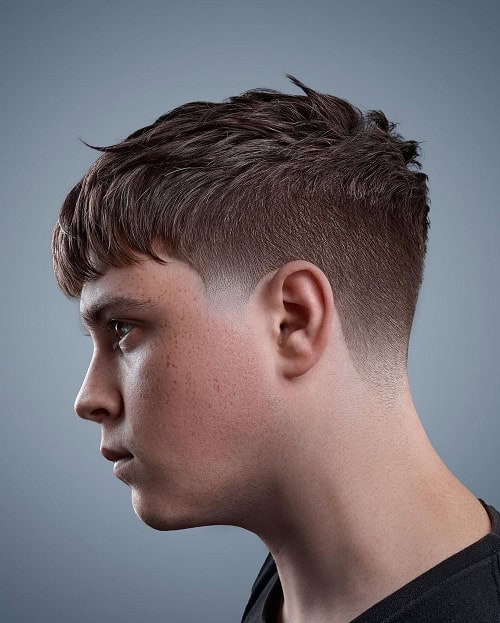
left=52, top=75, right=500, bottom=623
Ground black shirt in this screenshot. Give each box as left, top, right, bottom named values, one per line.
left=241, top=498, right=500, bottom=622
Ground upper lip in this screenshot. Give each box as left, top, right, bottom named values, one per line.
left=100, top=446, right=133, bottom=462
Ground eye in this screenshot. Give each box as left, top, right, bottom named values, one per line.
left=108, top=320, right=134, bottom=346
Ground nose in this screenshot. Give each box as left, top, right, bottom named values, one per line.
left=74, top=352, right=122, bottom=424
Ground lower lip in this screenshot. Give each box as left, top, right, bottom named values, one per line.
left=113, top=456, right=133, bottom=476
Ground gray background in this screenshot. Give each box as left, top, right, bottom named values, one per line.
left=1, top=1, right=499, bottom=621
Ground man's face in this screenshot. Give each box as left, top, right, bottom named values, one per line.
left=76, top=253, right=282, bottom=531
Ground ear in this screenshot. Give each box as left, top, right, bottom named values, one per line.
left=267, top=260, right=335, bottom=380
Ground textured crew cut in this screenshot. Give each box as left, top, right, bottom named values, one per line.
left=52, top=74, right=430, bottom=387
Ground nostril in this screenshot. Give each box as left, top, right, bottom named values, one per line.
left=73, top=366, right=122, bottom=422
left=74, top=391, right=105, bottom=422
left=81, top=407, right=110, bottom=424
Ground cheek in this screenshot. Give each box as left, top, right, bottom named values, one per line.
left=125, top=324, right=276, bottom=463
left=193, top=324, right=276, bottom=443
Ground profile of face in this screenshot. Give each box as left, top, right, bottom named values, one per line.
left=75, top=252, right=286, bottom=532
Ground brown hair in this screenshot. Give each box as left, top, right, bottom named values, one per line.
left=52, top=75, right=430, bottom=386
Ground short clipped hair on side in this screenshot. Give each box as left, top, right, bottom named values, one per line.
left=52, top=74, right=430, bottom=388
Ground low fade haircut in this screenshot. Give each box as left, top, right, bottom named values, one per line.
left=52, top=74, right=430, bottom=389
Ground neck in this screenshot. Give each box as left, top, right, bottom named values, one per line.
left=248, top=379, right=492, bottom=623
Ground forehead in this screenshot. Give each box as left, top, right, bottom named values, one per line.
left=81, top=255, right=171, bottom=300
left=79, top=254, right=202, bottom=325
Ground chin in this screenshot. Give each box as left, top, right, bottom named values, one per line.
left=130, top=489, right=209, bottom=532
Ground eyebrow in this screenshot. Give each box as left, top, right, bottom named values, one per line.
left=80, top=295, right=158, bottom=331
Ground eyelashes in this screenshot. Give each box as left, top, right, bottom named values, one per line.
left=108, top=320, right=134, bottom=341
left=81, top=320, right=135, bottom=349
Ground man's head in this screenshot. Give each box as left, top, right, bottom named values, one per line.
left=52, top=75, right=429, bottom=531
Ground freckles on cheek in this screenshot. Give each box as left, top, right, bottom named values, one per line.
left=124, top=351, right=171, bottom=426
left=199, top=343, right=273, bottom=447
left=127, top=325, right=274, bottom=460
left=126, top=342, right=204, bottom=437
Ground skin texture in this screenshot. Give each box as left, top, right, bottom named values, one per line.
left=76, top=251, right=492, bottom=623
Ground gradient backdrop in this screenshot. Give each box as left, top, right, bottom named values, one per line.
left=1, top=1, right=499, bottom=621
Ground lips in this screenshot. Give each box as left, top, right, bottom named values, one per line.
left=100, top=446, right=133, bottom=462
left=113, top=455, right=133, bottom=479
